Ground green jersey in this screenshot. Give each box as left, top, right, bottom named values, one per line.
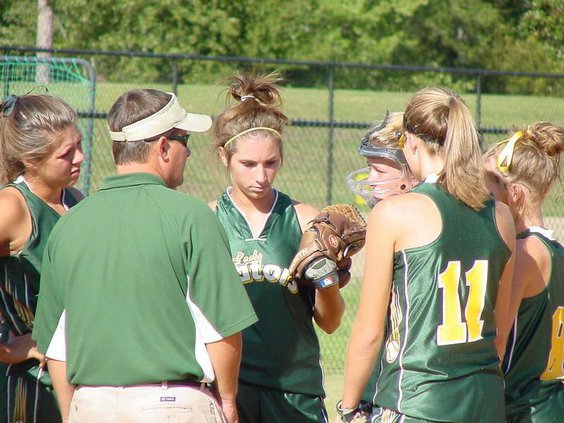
left=0, top=178, right=79, bottom=423
left=0, top=179, right=79, bottom=335
left=373, top=182, right=511, bottom=423
left=503, top=227, right=564, bottom=421
left=215, top=189, right=324, bottom=397
left=33, top=173, right=257, bottom=386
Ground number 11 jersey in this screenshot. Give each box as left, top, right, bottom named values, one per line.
left=373, top=182, right=511, bottom=423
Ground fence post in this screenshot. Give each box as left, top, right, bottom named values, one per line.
left=172, top=57, right=179, bottom=96
left=71, top=58, right=97, bottom=196
left=326, top=65, right=335, bottom=205
left=476, top=73, right=482, bottom=130
left=2, top=63, right=9, bottom=98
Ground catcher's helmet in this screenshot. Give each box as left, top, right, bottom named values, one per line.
left=347, top=112, right=414, bottom=207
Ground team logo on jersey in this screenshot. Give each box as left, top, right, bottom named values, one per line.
left=385, top=286, right=402, bottom=363
left=233, top=249, right=298, bottom=294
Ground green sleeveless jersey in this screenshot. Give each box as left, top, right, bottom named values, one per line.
left=373, top=182, right=511, bottom=423
left=0, top=179, right=79, bottom=335
left=503, top=228, right=564, bottom=420
left=0, top=178, right=78, bottom=423
left=215, top=189, right=324, bottom=396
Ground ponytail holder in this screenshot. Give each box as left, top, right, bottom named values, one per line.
left=496, top=130, right=523, bottom=175
left=240, top=95, right=256, bottom=102
left=1, top=95, right=19, bottom=116
left=1, top=87, right=49, bottom=117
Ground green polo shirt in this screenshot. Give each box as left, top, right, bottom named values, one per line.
left=32, top=173, right=257, bottom=386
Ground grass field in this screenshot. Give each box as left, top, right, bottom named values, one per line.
left=20, top=79, right=562, bottom=124
left=65, top=81, right=564, bottom=126
left=71, top=82, right=562, bottom=218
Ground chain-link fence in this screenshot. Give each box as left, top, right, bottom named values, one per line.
left=2, top=49, right=563, bottom=374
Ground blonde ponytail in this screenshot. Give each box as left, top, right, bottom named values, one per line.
left=404, top=87, right=489, bottom=210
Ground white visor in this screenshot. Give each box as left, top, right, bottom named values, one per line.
left=109, top=93, right=212, bottom=142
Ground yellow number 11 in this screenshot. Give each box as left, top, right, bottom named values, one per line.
left=437, top=260, right=488, bottom=346
left=541, top=306, right=564, bottom=380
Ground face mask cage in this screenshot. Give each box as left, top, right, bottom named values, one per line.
left=346, top=165, right=412, bottom=207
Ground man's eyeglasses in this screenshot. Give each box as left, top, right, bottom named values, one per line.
left=167, top=134, right=190, bottom=145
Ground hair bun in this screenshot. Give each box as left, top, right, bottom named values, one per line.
left=229, top=72, right=283, bottom=107
left=526, top=122, right=564, bottom=158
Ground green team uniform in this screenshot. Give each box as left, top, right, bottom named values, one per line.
left=0, top=178, right=79, bottom=423
left=32, top=173, right=257, bottom=386
left=503, top=227, right=564, bottom=423
left=215, top=189, right=327, bottom=423
left=372, top=181, right=511, bottom=423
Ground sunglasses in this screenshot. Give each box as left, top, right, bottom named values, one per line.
left=167, top=133, right=191, bottom=145
left=496, top=130, right=523, bottom=174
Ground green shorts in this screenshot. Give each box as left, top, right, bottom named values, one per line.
left=507, top=385, right=564, bottom=423
left=237, top=382, right=328, bottom=423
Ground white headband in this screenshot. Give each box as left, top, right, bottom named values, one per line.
left=108, top=93, right=212, bottom=142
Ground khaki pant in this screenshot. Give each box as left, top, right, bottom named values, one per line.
left=69, top=382, right=227, bottom=423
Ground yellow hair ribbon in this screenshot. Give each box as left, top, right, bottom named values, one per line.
left=398, top=133, right=406, bottom=150
left=496, top=130, right=523, bottom=174
left=223, top=127, right=281, bottom=149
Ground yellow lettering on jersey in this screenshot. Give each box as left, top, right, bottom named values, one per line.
left=263, top=264, right=282, bottom=282
left=465, top=261, right=487, bottom=342
left=234, top=251, right=297, bottom=294
left=540, top=306, right=564, bottom=381
left=437, top=261, right=467, bottom=345
left=437, top=260, right=488, bottom=346
left=238, top=264, right=252, bottom=284
left=233, top=250, right=263, bottom=266
left=249, top=261, right=264, bottom=282
left=385, top=286, right=402, bottom=363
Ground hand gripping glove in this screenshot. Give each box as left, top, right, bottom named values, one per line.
left=336, top=400, right=372, bottom=423
left=289, top=204, right=367, bottom=289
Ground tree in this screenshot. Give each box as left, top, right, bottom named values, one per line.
left=36, top=0, right=53, bottom=84
left=0, top=0, right=560, bottom=93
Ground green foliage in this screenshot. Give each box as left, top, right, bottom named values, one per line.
left=1, top=0, right=562, bottom=94
left=50, top=0, right=244, bottom=82
left=520, top=0, right=563, bottom=56
left=0, top=1, right=36, bottom=45
left=479, top=0, right=563, bottom=95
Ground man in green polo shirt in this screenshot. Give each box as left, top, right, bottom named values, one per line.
left=32, top=89, right=257, bottom=423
